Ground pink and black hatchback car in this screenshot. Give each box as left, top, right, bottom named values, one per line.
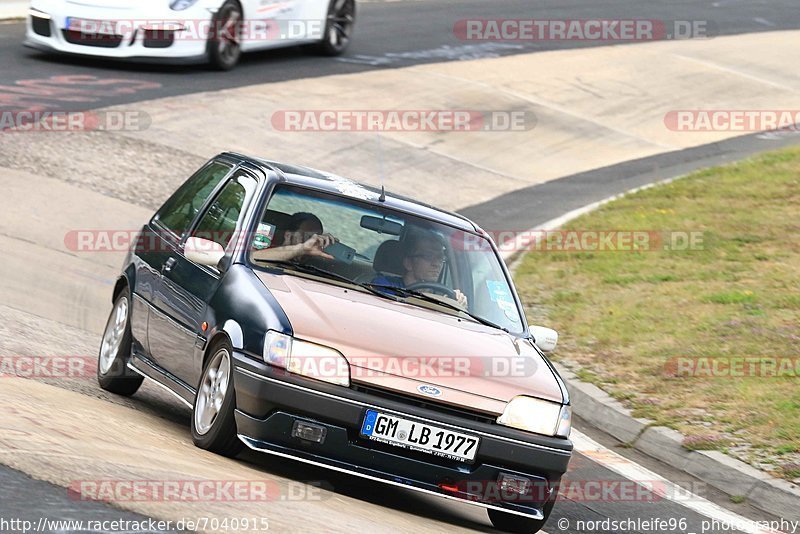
left=98, top=152, right=572, bottom=533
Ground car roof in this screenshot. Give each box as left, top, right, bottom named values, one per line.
left=222, top=152, right=481, bottom=233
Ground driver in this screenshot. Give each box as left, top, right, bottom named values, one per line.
left=252, top=212, right=337, bottom=262
left=372, top=230, right=468, bottom=308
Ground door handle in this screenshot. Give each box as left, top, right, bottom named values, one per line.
left=164, top=257, right=177, bottom=272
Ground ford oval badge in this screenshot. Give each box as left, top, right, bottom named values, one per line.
left=417, top=384, right=442, bottom=397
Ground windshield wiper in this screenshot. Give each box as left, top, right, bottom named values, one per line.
left=258, top=261, right=401, bottom=301
left=259, top=260, right=353, bottom=283
left=364, top=283, right=510, bottom=332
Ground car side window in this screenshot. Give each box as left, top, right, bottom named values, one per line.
left=192, top=173, right=257, bottom=250
left=154, top=161, right=232, bottom=237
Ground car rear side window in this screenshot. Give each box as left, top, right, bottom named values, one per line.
left=193, top=173, right=258, bottom=250
left=155, top=161, right=232, bottom=237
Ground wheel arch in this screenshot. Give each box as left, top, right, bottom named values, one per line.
left=112, top=264, right=136, bottom=302
left=112, top=276, right=128, bottom=302
left=202, top=321, right=240, bottom=369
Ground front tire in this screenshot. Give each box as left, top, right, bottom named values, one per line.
left=97, top=290, right=143, bottom=396
left=316, top=0, right=355, bottom=56
left=191, top=340, right=243, bottom=457
left=207, top=0, right=243, bottom=70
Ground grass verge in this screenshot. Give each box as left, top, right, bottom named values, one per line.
left=514, top=147, right=800, bottom=481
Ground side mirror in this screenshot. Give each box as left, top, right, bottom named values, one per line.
left=184, top=237, right=225, bottom=268
left=529, top=325, right=558, bottom=352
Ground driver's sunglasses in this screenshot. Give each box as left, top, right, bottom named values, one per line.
left=411, top=253, right=446, bottom=265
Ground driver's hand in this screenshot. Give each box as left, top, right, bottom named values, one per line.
left=301, top=233, right=337, bottom=260
left=454, top=289, right=468, bottom=308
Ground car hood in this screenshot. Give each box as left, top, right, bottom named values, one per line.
left=256, top=272, right=564, bottom=415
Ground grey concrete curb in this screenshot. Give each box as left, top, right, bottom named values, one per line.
left=506, top=173, right=800, bottom=522
left=554, top=363, right=652, bottom=445
left=555, top=364, right=800, bottom=521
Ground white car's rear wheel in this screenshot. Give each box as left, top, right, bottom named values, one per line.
left=317, top=0, right=355, bottom=56
left=208, top=0, right=243, bottom=70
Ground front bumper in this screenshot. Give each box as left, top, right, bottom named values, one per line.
left=233, top=352, right=573, bottom=519
left=25, top=3, right=210, bottom=61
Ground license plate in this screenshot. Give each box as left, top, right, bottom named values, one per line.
left=66, top=17, right=117, bottom=35
left=360, top=409, right=480, bottom=462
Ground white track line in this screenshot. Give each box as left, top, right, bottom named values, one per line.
left=670, top=54, right=797, bottom=93
left=571, top=429, right=786, bottom=534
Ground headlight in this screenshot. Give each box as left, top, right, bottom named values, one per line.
left=264, top=331, right=292, bottom=368
left=170, top=0, right=199, bottom=11
left=264, top=331, right=350, bottom=387
left=497, top=396, right=572, bottom=438
left=556, top=404, right=572, bottom=438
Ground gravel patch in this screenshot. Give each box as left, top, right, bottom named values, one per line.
left=0, top=131, right=206, bottom=210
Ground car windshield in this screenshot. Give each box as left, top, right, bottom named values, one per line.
left=249, top=185, right=526, bottom=334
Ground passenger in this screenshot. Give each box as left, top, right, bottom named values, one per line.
left=373, top=230, right=468, bottom=308
left=252, top=212, right=337, bottom=262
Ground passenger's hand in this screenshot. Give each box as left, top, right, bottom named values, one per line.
left=301, top=233, right=337, bottom=260
left=454, top=289, right=468, bottom=308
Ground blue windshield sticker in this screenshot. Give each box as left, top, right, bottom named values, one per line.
left=487, top=280, right=521, bottom=323
left=486, top=280, right=511, bottom=303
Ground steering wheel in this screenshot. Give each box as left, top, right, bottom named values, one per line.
left=406, top=282, right=457, bottom=300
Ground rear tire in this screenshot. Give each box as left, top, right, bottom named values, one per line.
left=207, top=0, right=243, bottom=70
left=191, top=340, right=243, bottom=457
left=316, top=0, right=355, bottom=56
left=97, top=290, right=143, bottom=396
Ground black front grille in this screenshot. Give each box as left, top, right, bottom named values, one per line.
left=62, top=29, right=122, bottom=48
left=143, top=29, right=174, bottom=49
left=31, top=16, right=52, bottom=37
left=352, top=384, right=497, bottom=425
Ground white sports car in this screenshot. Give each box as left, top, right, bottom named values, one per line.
left=25, top=0, right=355, bottom=70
